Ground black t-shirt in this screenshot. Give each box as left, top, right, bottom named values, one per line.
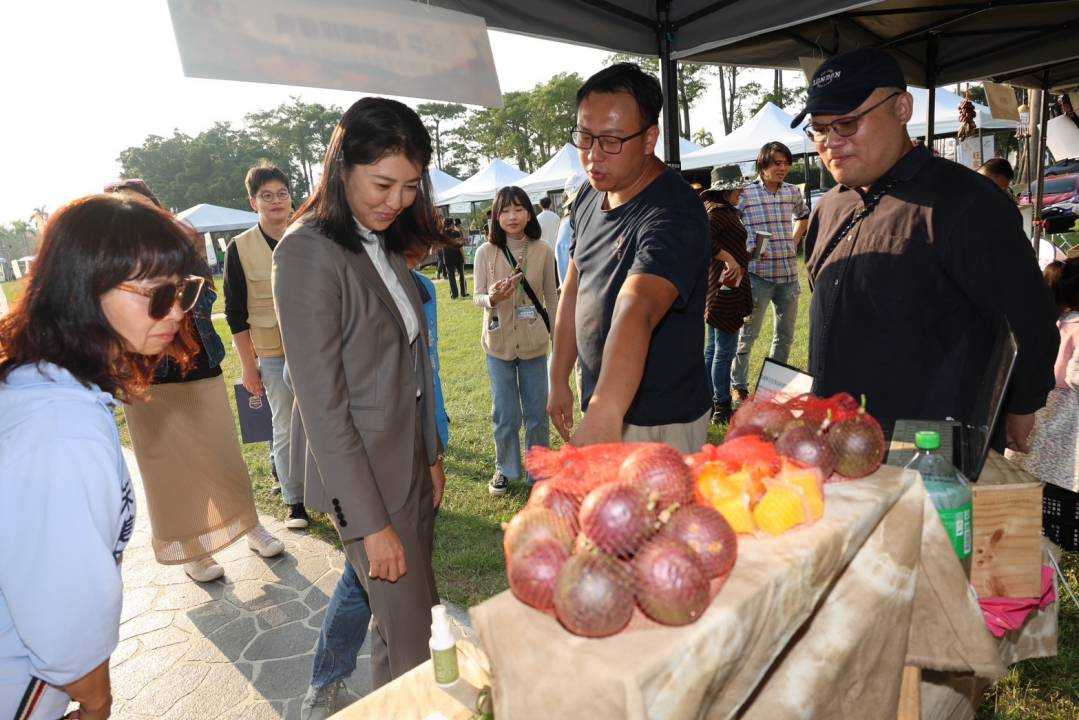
left=571, top=167, right=711, bottom=426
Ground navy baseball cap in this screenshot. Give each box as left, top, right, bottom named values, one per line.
left=790, top=48, right=907, bottom=128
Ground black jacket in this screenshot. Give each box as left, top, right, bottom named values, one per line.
left=805, top=144, right=1058, bottom=427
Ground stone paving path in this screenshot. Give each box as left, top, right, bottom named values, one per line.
left=110, top=450, right=467, bottom=719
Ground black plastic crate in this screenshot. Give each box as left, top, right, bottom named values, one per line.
left=1043, top=520, right=1079, bottom=552
left=1042, top=484, right=1079, bottom=524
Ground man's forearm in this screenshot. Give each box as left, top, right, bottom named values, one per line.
left=549, top=269, right=579, bottom=385
left=793, top=217, right=809, bottom=246
left=584, top=301, right=654, bottom=423
left=233, top=329, right=259, bottom=371
left=64, top=658, right=111, bottom=715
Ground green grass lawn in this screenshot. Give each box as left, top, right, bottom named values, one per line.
left=4, top=266, right=1076, bottom=718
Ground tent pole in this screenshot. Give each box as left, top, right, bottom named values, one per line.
left=802, top=133, right=812, bottom=211
left=657, top=0, right=680, bottom=168
left=925, top=35, right=937, bottom=149
left=1032, top=76, right=1051, bottom=247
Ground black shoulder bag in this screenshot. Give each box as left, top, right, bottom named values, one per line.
left=500, top=244, right=551, bottom=334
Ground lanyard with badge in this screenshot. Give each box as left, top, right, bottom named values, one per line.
left=500, top=244, right=551, bottom=333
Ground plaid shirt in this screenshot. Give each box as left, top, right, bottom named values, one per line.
left=738, top=180, right=809, bottom=283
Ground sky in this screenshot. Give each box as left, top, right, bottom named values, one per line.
left=0, top=1, right=780, bottom=223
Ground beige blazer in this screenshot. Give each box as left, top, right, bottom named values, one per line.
left=273, top=217, right=439, bottom=542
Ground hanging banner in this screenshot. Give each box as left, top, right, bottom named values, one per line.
left=983, top=82, right=1020, bottom=122
left=167, top=0, right=503, bottom=107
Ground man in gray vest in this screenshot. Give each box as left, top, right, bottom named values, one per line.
left=224, top=162, right=307, bottom=528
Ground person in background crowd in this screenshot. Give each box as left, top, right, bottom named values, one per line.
left=274, top=97, right=443, bottom=690
left=0, top=194, right=202, bottom=720
left=730, top=141, right=809, bottom=405
left=474, top=185, right=557, bottom=495
left=796, top=48, right=1059, bottom=446
left=700, top=180, right=752, bottom=424
left=105, top=180, right=283, bottom=583
left=536, top=195, right=561, bottom=252
left=442, top=216, right=468, bottom=299
left=549, top=63, right=711, bottom=454
left=299, top=242, right=451, bottom=720
left=1008, top=258, right=1079, bottom=486
left=224, top=163, right=308, bottom=529
left=555, top=171, right=588, bottom=285
left=978, top=158, right=1065, bottom=271
left=978, top=157, right=1016, bottom=196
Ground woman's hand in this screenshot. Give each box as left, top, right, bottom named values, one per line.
left=717, top=250, right=744, bottom=287
left=488, top=273, right=522, bottom=305
left=364, top=525, right=407, bottom=582
left=430, top=457, right=446, bottom=509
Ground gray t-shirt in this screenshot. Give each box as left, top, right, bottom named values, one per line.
left=570, top=168, right=711, bottom=426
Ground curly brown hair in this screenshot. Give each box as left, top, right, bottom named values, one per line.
left=0, top=194, right=201, bottom=400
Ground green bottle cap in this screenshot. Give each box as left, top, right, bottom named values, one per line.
left=915, top=430, right=941, bottom=450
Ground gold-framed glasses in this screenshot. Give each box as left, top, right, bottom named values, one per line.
left=117, top=275, right=205, bottom=319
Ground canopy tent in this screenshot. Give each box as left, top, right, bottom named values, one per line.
left=907, top=86, right=1018, bottom=137
left=518, top=144, right=585, bottom=196
left=675, top=0, right=1079, bottom=93
left=435, top=158, right=527, bottom=205
left=657, top=136, right=704, bottom=162
left=428, top=166, right=462, bottom=198
left=683, top=102, right=807, bottom=170
left=175, top=204, right=258, bottom=233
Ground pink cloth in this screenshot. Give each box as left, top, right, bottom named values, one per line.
left=979, top=566, right=1057, bottom=637
left=1054, top=312, right=1079, bottom=389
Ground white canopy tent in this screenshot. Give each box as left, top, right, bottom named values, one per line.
left=518, top=144, right=584, bottom=197
left=657, top=136, right=703, bottom=163
left=428, top=166, right=462, bottom=198
left=682, top=103, right=806, bottom=171
left=906, top=86, right=1017, bottom=138
left=175, top=204, right=259, bottom=233
left=436, top=158, right=527, bottom=205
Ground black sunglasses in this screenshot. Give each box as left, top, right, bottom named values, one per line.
left=117, top=275, right=205, bottom=320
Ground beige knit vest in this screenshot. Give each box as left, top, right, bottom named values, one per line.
left=234, top=225, right=283, bottom=357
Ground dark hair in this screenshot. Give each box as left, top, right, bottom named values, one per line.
left=104, top=178, right=163, bottom=208
left=756, top=142, right=794, bottom=174
left=245, top=162, right=290, bottom=198
left=577, top=62, right=663, bottom=128
left=979, top=157, right=1015, bottom=182
left=1046, top=258, right=1079, bottom=311
left=488, top=186, right=542, bottom=247
left=539, top=196, right=552, bottom=210
left=295, top=97, right=438, bottom=255
left=0, top=195, right=200, bottom=400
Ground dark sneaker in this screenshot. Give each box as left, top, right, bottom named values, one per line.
left=461, top=292, right=470, bottom=297
left=712, top=400, right=733, bottom=425
left=286, top=503, right=310, bottom=529
left=488, top=473, right=509, bottom=496
left=732, top=387, right=749, bottom=407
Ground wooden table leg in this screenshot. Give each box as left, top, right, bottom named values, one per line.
left=897, top=665, right=921, bottom=720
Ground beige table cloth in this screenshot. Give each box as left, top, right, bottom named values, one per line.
left=470, top=465, right=1054, bottom=719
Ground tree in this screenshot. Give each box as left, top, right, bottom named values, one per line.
left=692, top=128, right=714, bottom=146
left=0, top=220, right=38, bottom=262
left=718, top=65, right=741, bottom=134
left=246, top=97, right=340, bottom=195
left=604, top=53, right=714, bottom=139
left=530, top=72, right=582, bottom=159
left=417, top=102, right=466, bottom=169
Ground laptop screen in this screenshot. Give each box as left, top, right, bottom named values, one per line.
left=966, top=321, right=1018, bottom=479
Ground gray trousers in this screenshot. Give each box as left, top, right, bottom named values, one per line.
left=341, top=418, right=438, bottom=689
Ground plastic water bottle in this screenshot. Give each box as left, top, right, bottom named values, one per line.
left=904, top=430, right=973, bottom=575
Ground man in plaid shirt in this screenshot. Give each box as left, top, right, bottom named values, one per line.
left=731, top=141, right=810, bottom=402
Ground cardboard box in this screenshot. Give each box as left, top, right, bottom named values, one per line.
left=970, top=452, right=1043, bottom=598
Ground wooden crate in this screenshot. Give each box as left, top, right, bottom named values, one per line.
left=970, top=452, right=1043, bottom=598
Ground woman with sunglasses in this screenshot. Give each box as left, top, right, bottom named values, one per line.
left=106, top=181, right=284, bottom=584
left=0, top=194, right=204, bottom=720
left=274, top=97, right=443, bottom=690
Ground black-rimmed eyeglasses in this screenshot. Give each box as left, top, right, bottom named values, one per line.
left=570, top=126, right=650, bottom=155
left=803, top=92, right=901, bottom=143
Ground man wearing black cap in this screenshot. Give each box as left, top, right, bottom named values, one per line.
left=794, top=48, right=1059, bottom=452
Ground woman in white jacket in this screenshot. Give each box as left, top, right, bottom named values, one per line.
left=0, top=194, right=204, bottom=719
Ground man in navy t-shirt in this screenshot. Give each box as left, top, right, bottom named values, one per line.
left=548, top=63, right=711, bottom=453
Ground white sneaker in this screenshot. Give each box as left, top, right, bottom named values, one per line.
left=247, top=524, right=285, bottom=558
left=184, top=556, right=224, bottom=582
left=300, top=680, right=344, bottom=720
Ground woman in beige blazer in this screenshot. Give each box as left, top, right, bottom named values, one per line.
left=272, top=97, right=442, bottom=690
left=473, top=186, right=558, bottom=496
